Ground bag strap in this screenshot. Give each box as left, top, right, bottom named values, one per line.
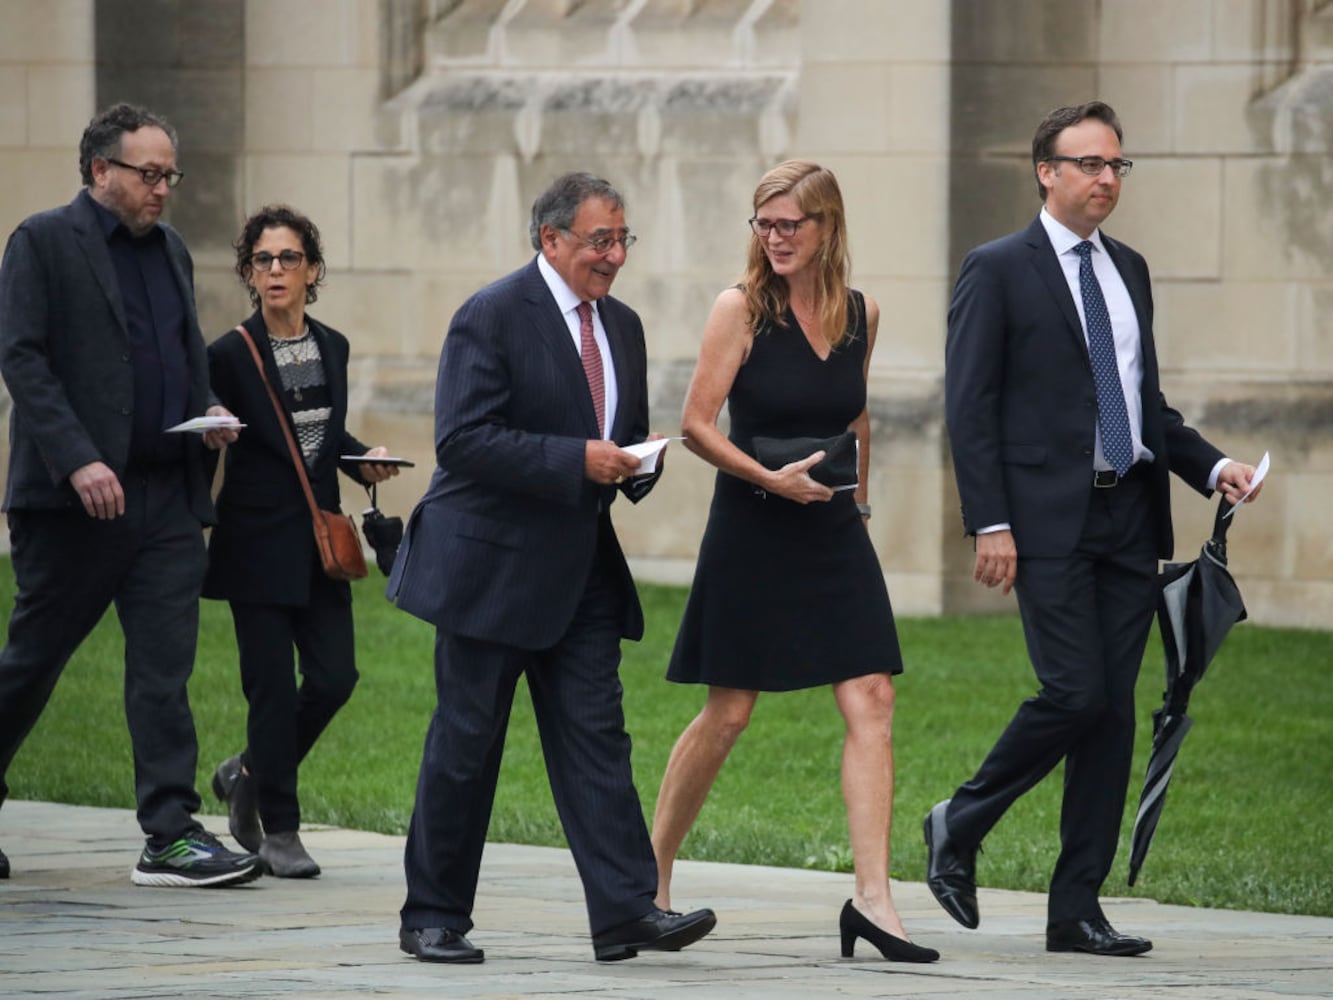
left=234, top=324, right=324, bottom=525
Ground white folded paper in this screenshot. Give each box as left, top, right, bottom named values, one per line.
left=622, top=437, right=683, bottom=475
left=1223, top=450, right=1269, bottom=518
left=165, top=415, right=245, bottom=433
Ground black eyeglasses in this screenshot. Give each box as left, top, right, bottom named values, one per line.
left=749, top=215, right=817, bottom=238
left=250, top=250, right=307, bottom=271
left=564, top=229, right=638, bottom=254
left=1043, top=155, right=1133, bottom=178
left=105, top=157, right=185, bottom=188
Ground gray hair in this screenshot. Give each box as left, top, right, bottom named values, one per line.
left=79, top=103, right=179, bottom=187
left=528, top=172, right=624, bottom=250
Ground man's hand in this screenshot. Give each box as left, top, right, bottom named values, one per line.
left=202, top=404, right=241, bottom=451
left=974, top=529, right=1017, bottom=595
left=70, top=461, right=125, bottom=520
left=1215, top=461, right=1263, bottom=506
left=585, top=439, right=641, bottom=486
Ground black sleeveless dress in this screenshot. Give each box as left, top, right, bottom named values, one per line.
left=667, top=292, right=903, bottom=692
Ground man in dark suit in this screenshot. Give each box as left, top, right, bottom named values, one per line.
left=389, top=172, right=715, bottom=964
left=0, top=104, right=258, bottom=886
left=927, top=102, right=1260, bottom=955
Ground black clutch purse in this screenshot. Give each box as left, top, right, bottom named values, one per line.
left=752, top=430, right=859, bottom=489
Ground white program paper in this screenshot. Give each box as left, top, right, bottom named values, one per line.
left=165, top=415, right=245, bottom=433
left=1223, top=450, right=1270, bottom=518
left=623, top=437, right=684, bottom=475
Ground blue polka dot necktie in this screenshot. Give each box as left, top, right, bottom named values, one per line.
left=1074, top=240, right=1134, bottom=476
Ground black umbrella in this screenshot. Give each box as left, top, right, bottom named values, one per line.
left=1127, top=497, right=1247, bottom=886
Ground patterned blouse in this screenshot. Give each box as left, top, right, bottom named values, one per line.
left=269, top=327, right=330, bottom=467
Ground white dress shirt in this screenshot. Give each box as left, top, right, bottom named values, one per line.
left=537, top=253, right=618, bottom=439
left=977, top=211, right=1226, bottom=536
left=1039, top=208, right=1152, bottom=472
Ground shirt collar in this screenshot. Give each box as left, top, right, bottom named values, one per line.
left=536, top=252, right=594, bottom=318
left=1040, top=206, right=1105, bottom=257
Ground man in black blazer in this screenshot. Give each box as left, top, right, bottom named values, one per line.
left=0, top=104, right=258, bottom=887
left=927, top=102, right=1260, bottom=955
left=389, top=173, right=715, bottom=963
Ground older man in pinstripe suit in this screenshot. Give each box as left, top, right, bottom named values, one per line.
left=389, top=173, right=716, bottom=964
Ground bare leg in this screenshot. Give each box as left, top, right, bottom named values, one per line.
left=650, top=686, right=759, bottom=909
left=833, top=672, right=912, bottom=941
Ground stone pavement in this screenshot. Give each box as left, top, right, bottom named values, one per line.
left=1, top=800, right=1330, bottom=999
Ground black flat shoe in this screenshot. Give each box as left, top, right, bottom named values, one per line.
left=1046, top=917, right=1152, bottom=957
left=839, top=900, right=939, bottom=963
left=924, top=799, right=979, bottom=929
left=399, top=927, right=484, bottom=963
left=212, top=754, right=262, bottom=853
left=592, top=907, right=717, bottom=962
left=0, top=845, right=9, bottom=879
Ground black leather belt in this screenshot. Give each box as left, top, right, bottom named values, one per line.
left=1093, top=464, right=1146, bottom=488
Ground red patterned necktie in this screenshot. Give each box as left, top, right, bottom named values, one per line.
left=577, top=301, right=605, bottom=437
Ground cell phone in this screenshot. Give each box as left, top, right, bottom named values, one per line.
left=338, top=455, right=416, bottom=467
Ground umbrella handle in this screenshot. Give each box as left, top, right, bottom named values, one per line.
left=1211, top=496, right=1236, bottom=546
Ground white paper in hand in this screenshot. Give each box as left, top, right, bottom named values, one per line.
left=623, top=437, right=683, bottom=475
left=1223, top=450, right=1269, bottom=518
left=165, top=415, right=245, bottom=433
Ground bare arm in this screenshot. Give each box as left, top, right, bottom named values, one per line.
left=681, top=288, right=833, bottom=505
left=850, top=294, right=880, bottom=518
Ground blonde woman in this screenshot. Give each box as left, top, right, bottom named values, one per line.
left=651, top=161, right=936, bottom=963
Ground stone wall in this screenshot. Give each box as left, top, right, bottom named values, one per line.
left=0, top=0, right=1327, bottom=626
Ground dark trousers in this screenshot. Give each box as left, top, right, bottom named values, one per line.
left=400, top=556, right=657, bottom=937
left=0, top=467, right=206, bottom=845
left=947, top=473, right=1159, bottom=924
left=228, top=583, right=358, bottom=834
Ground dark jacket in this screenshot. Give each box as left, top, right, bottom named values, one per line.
left=0, top=192, right=214, bottom=520
left=203, top=311, right=370, bottom=607
left=387, top=257, right=657, bottom=650
left=945, top=215, right=1223, bottom=560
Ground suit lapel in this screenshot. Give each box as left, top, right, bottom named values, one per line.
left=1101, top=236, right=1153, bottom=355
left=601, top=302, right=635, bottom=444
left=1025, top=218, right=1090, bottom=367
left=522, top=261, right=602, bottom=439
left=69, top=196, right=129, bottom=339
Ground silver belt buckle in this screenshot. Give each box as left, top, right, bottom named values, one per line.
left=1093, top=469, right=1118, bottom=488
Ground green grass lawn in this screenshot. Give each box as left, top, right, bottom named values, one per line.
left=4, top=568, right=1330, bottom=916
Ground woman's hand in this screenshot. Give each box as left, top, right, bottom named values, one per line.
left=763, top=451, right=835, bottom=504
left=360, top=446, right=400, bottom=483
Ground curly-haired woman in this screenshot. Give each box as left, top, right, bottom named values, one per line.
left=205, top=205, right=398, bottom=877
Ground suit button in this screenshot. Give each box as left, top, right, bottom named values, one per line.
left=120, top=407, right=131, bottom=415
left=121, top=353, right=130, bottom=362
left=1082, top=448, right=1092, bottom=456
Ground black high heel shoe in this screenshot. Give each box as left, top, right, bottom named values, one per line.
left=839, top=899, right=940, bottom=963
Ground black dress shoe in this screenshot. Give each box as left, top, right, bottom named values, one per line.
left=399, top=927, right=484, bottom=963
left=593, top=907, right=717, bottom=962
left=923, top=799, right=979, bottom=929
left=1046, top=917, right=1152, bottom=956
left=0, top=845, right=9, bottom=879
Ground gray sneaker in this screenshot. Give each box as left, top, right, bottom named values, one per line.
left=131, top=829, right=262, bottom=887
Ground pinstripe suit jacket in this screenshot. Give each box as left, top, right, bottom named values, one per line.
left=388, top=257, right=657, bottom=650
